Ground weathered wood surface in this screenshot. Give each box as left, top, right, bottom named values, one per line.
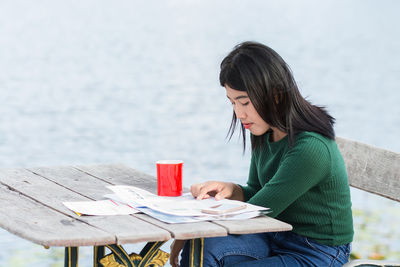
left=75, top=164, right=157, bottom=194
left=0, top=184, right=113, bottom=247
left=332, top=138, right=400, bottom=267
left=135, top=214, right=228, bottom=240
left=71, top=164, right=229, bottom=240
left=213, top=216, right=293, bottom=235
left=0, top=163, right=294, bottom=248
left=28, top=165, right=120, bottom=201
left=336, top=137, right=400, bottom=202
left=1, top=165, right=230, bottom=244
left=0, top=168, right=171, bottom=245
left=30, top=165, right=225, bottom=242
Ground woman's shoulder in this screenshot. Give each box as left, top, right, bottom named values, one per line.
left=293, top=131, right=337, bottom=153
left=295, top=131, right=334, bottom=144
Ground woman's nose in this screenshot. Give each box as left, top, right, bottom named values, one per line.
left=234, top=106, right=246, bottom=119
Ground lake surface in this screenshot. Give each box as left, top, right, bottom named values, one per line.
left=0, top=0, right=399, bottom=265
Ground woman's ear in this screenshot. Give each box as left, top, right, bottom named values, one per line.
left=275, top=94, right=279, bottom=104
left=273, top=89, right=282, bottom=104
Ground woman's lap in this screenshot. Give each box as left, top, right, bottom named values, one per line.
left=180, top=232, right=351, bottom=267
left=180, top=233, right=271, bottom=267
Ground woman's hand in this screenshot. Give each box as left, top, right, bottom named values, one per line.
left=170, top=239, right=186, bottom=267
left=190, top=181, right=244, bottom=201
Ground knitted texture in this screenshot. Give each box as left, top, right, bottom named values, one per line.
left=240, top=131, right=354, bottom=246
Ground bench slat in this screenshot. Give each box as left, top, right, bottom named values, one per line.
left=336, top=137, right=400, bottom=202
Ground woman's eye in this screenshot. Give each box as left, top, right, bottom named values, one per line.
left=241, top=102, right=250, bottom=106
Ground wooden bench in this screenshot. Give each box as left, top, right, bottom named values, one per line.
left=336, top=137, right=400, bottom=267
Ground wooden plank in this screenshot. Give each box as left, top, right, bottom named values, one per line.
left=0, top=184, right=113, bottom=247
left=0, top=168, right=91, bottom=215
left=0, top=168, right=171, bottom=245
left=28, top=165, right=115, bottom=199
left=135, top=214, right=228, bottom=240
left=27, top=166, right=172, bottom=244
left=73, top=164, right=228, bottom=240
left=30, top=164, right=161, bottom=199
left=74, top=215, right=170, bottom=244
left=75, top=164, right=157, bottom=193
left=212, top=215, right=293, bottom=235
left=336, top=137, right=400, bottom=202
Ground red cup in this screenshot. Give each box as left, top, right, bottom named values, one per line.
left=156, top=160, right=183, bottom=196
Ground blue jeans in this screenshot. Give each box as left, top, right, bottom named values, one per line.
left=180, top=231, right=351, bottom=267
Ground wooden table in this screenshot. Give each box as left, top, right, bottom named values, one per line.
left=0, top=164, right=292, bottom=267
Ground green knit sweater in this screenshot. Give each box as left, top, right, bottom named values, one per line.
left=240, top=131, right=354, bottom=246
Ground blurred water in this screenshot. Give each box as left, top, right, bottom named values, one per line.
left=0, top=0, right=399, bottom=265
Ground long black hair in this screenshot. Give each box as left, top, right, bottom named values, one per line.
left=219, top=41, right=335, bottom=150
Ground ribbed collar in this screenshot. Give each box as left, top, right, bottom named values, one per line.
left=265, top=131, right=289, bottom=153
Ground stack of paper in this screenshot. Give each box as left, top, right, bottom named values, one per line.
left=63, top=185, right=270, bottom=224
left=106, top=185, right=270, bottom=223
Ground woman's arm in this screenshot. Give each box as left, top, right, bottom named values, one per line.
left=191, top=151, right=261, bottom=201
left=247, top=138, right=331, bottom=217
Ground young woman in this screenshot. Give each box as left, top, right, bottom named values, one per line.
left=170, top=41, right=353, bottom=267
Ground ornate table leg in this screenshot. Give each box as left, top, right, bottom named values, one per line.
left=107, top=244, right=136, bottom=266
left=98, top=241, right=169, bottom=267
left=94, top=246, right=105, bottom=267
left=138, top=241, right=169, bottom=267
left=188, top=238, right=204, bottom=267
left=65, top=247, right=79, bottom=267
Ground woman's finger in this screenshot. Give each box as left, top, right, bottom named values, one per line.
left=213, top=182, right=234, bottom=200
left=196, top=182, right=221, bottom=200
left=190, top=183, right=204, bottom=197
left=214, top=189, right=230, bottom=200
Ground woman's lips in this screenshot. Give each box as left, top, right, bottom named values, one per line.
left=243, top=123, right=252, bottom=129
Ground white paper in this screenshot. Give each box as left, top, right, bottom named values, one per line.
left=136, top=207, right=208, bottom=223
left=136, top=207, right=264, bottom=224
left=106, top=185, right=269, bottom=217
left=63, top=199, right=139, bottom=216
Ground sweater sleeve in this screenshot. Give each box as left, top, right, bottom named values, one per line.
left=239, top=151, right=261, bottom=202
left=247, top=137, right=331, bottom=218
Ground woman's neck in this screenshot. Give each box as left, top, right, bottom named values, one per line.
left=270, top=128, right=287, bottom=142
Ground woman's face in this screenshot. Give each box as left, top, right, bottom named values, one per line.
left=225, top=85, right=270, bottom=136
